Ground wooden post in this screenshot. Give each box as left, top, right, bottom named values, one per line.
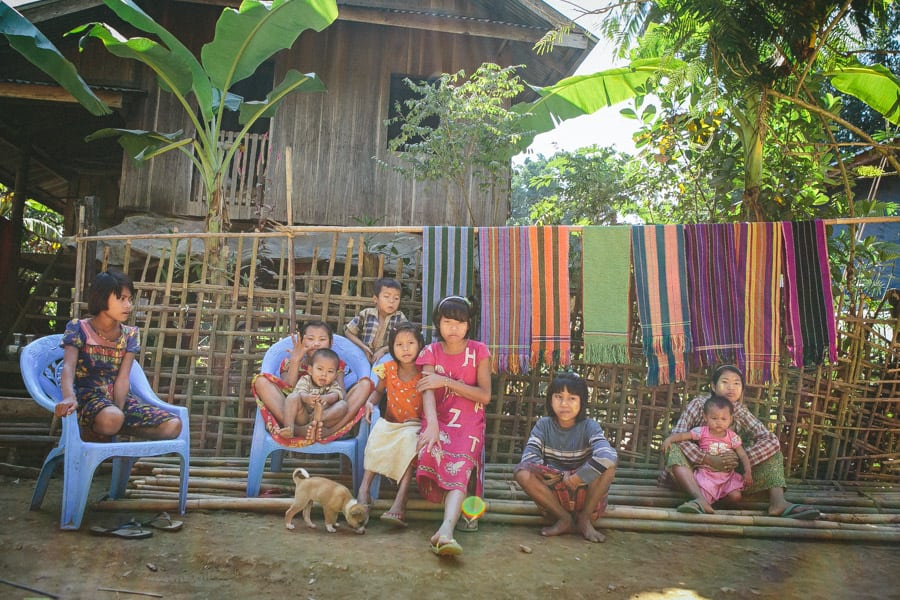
left=285, top=146, right=296, bottom=333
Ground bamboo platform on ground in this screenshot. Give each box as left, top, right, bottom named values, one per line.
left=90, top=457, right=900, bottom=543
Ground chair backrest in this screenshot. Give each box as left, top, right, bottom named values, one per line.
left=20, top=334, right=66, bottom=413
left=260, top=334, right=370, bottom=390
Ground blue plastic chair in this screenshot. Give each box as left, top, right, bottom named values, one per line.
left=246, top=334, right=378, bottom=497
left=20, top=334, right=190, bottom=530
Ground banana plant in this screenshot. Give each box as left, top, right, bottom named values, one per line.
left=2, top=0, right=339, bottom=234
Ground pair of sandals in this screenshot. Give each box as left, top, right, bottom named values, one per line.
left=89, top=512, right=184, bottom=539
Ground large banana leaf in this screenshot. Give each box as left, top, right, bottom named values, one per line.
left=512, top=58, right=683, bottom=140
left=0, top=3, right=111, bottom=116
left=828, top=63, right=900, bottom=127
left=85, top=128, right=189, bottom=162
left=99, top=0, right=213, bottom=117
left=73, top=23, right=193, bottom=97
left=238, top=70, right=324, bottom=123
left=202, top=0, right=338, bottom=91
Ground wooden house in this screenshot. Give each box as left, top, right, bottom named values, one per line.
left=0, top=0, right=596, bottom=231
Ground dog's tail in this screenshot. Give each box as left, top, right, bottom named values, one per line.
left=291, top=467, right=310, bottom=483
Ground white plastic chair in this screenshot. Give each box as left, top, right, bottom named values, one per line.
left=21, top=334, right=190, bottom=530
left=245, top=334, right=378, bottom=497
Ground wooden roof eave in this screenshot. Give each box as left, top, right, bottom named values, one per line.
left=0, top=80, right=126, bottom=108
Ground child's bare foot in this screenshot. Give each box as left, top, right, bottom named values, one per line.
left=276, top=425, right=294, bottom=438
left=576, top=516, right=606, bottom=543
left=302, top=420, right=323, bottom=443
left=540, top=514, right=574, bottom=537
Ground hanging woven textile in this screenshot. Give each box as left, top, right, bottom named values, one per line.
left=782, top=220, right=838, bottom=366
left=582, top=226, right=632, bottom=364
left=478, top=227, right=533, bottom=373
left=528, top=226, right=571, bottom=367
left=421, top=226, right=476, bottom=343
left=632, top=224, right=692, bottom=385
left=735, top=221, right=782, bottom=385
left=684, top=223, right=744, bottom=368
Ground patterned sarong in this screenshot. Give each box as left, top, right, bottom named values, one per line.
left=782, top=220, right=838, bottom=366
left=478, top=227, right=532, bottom=373
left=517, top=463, right=608, bottom=521
left=735, top=222, right=782, bottom=384
left=632, top=225, right=692, bottom=385
left=684, top=223, right=744, bottom=368
left=528, top=226, right=571, bottom=367
left=582, top=226, right=632, bottom=364
left=422, top=227, right=476, bottom=343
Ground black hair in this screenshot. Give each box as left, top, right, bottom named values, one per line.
left=309, top=347, right=340, bottom=368
left=703, top=394, right=734, bottom=415
left=300, top=320, right=333, bottom=343
left=710, top=364, right=744, bottom=387
left=373, top=277, right=402, bottom=295
left=388, top=322, right=425, bottom=362
left=432, top=295, right=478, bottom=341
left=545, top=372, right=588, bottom=422
left=87, top=271, right=135, bottom=316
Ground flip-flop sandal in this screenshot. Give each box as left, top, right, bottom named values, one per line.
left=89, top=522, right=153, bottom=539
left=455, top=518, right=478, bottom=532
left=431, top=538, right=462, bottom=556
left=141, top=512, right=184, bottom=532
left=776, top=503, right=820, bottom=520
left=380, top=512, right=408, bottom=528
left=676, top=500, right=704, bottom=514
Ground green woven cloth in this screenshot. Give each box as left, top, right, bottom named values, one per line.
left=582, top=226, right=632, bottom=363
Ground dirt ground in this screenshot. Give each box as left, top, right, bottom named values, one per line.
left=1, top=474, right=897, bottom=600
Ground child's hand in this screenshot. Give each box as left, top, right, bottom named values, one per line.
left=372, top=347, right=388, bottom=363
left=417, top=422, right=439, bottom=453
left=661, top=437, right=672, bottom=451
left=302, top=394, right=320, bottom=410
left=743, top=472, right=753, bottom=487
left=416, top=373, right=448, bottom=392
left=54, top=400, right=76, bottom=417
left=364, top=402, right=375, bottom=423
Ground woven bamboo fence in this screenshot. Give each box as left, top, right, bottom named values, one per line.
left=66, top=225, right=899, bottom=483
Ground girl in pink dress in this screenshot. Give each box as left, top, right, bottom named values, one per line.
left=415, top=296, right=492, bottom=556
left=661, top=394, right=752, bottom=513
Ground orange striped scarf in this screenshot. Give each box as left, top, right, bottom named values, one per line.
left=528, top=226, right=571, bottom=367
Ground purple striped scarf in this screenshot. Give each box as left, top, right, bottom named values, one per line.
left=782, top=220, right=838, bottom=366
left=684, top=223, right=744, bottom=368
left=478, top=227, right=532, bottom=373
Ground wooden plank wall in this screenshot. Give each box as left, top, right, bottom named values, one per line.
left=70, top=227, right=899, bottom=483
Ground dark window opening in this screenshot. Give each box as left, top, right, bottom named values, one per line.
left=220, top=60, right=276, bottom=135
left=387, top=73, right=440, bottom=151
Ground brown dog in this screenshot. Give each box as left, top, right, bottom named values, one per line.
left=284, top=468, right=368, bottom=533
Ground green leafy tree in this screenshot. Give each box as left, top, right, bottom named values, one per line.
left=385, top=63, right=528, bottom=225
left=1, top=0, right=338, bottom=236
left=517, top=0, right=898, bottom=222
left=511, top=146, right=631, bottom=225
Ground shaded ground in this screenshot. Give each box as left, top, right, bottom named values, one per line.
left=1, top=474, right=897, bottom=600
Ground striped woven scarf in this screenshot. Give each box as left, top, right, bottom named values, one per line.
left=528, top=226, right=571, bottom=367
left=582, top=226, right=632, bottom=364
left=782, top=220, right=838, bottom=366
left=632, top=225, right=692, bottom=385
left=735, top=222, right=782, bottom=385
left=422, top=227, right=476, bottom=343
left=478, top=227, right=532, bottom=373
left=684, top=223, right=744, bottom=368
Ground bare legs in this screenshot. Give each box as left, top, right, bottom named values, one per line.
left=514, top=466, right=615, bottom=543
left=95, top=405, right=183, bottom=440
left=254, top=376, right=372, bottom=441
left=430, top=489, right=465, bottom=547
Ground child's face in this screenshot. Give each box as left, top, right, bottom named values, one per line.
left=301, top=326, right=331, bottom=356
left=704, top=405, right=733, bottom=433
left=309, top=357, right=339, bottom=388
left=437, top=317, right=469, bottom=343
left=106, top=288, right=134, bottom=322
left=374, top=287, right=401, bottom=316
left=550, top=386, right=581, bottom=428
left=711, top=371, right=743, bottom=404
left=392, top=330, right=421, bottom=365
